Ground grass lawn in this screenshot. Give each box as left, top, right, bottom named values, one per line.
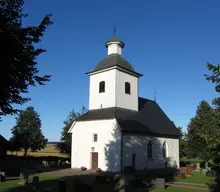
left=0, top=176, right=61, bottom=192
left=179, top=172, right=214, bottom=185
left=150, top=186, right=208, bottom=192
left=0, top=174, right=210, bottom=192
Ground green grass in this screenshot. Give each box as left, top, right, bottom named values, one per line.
left=150, top=186, right=208, bottom=192
left=0, top=173, right=212, bottom=192
left=179, top=172, right=214, bottom=185
left=180, top=157, right=202, bottom=163
left=0, top=176, right=62, bottom=192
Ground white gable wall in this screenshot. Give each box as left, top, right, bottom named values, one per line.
left=115, top=70, right=138, bottom=111
left=123, top=134, right=179, bottom=170
left=70, top=119, right=121, bottom=172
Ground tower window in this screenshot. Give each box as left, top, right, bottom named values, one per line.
left=125, top=82, right=131, bottom=94
left=99, top=81, right=105, bottom=93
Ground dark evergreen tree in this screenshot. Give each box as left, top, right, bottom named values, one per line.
left=56, top=105, right=87, bottom=157
left=178, top=127, right=187, bottom=159
left=205, top=62, right=220, bottom=192
left=10, top=106, right=47, bottom=156
left=0, top=0, right=53, bottom=118
left=186, top=101, right=214, bottom=161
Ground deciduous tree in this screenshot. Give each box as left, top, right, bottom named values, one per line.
left=10, top=106, right=47, bottom=156
left=0, top=0, right=53, bottom=118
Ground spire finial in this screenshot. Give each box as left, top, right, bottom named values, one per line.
left=154, top=89, right=157, bottom=102
left=114, top=22, right=116, bottom=36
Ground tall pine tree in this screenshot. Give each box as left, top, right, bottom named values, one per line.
left=178, top=127, right=187, bottom=159
left=10, top=106, right=47, bottom=156
left=187, top=100, right=214, bottom=161
left=205, top=62, right=220, bottom=192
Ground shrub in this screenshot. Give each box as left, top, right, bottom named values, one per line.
left=96, top=168, right=102, bottom=173
left=175, top=172, right=186, bottom=180
left=179, top=168, right=185, bottom=173
left=81, top=166, right=87, bottom=171
left=206, top=170, right=216, bottom=177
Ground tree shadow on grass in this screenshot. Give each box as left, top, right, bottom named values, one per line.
left=6, top=173, right=117, bottom=192
left=4, top=171, right=178, bottom=192
left=5, top=155, right=71, bottom=177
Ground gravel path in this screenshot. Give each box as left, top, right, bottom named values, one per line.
left=35, top=168, right=98, bottom=177
left=167, top=181, right=209, bottom=190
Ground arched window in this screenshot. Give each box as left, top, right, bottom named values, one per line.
left=147, top=141, right=152, bottom=159
left=163, top=142, right=168, bottom=158
left=125, top=82, right=131, bottom=94
left=99, top=81, right=105, bottom=93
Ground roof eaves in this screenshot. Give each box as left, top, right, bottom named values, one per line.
left=77, top=117, right=114, bottom=122
left=86, top=65, right=143, bottom=77
left=105, top=41, right=125, bottom=48
left=68, top=121, right=76, bottom=133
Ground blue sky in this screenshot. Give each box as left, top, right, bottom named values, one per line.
left=0, top=0, right=219, bottom=141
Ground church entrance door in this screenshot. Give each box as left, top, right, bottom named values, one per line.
left=91, top=152, right=98, bottom=169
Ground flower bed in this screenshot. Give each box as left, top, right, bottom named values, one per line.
left=81, top=166, right=87, bottom=171
left=96, top=168, right=102, bottom=173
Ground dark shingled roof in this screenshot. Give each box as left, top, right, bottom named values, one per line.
left=108, top=36, right=121, bottom=42
left=93, top=53, right=135, bottom=73
left=76, top=97, right=181, bottom=137
left=0, top=135, right=11, bottom=149
left=105, top=36, right=125, bottom=48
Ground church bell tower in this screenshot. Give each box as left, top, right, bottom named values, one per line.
left=86, top=33, right=143, bottom=111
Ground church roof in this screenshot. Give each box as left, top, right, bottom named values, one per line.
left=89, top=54, right=142, bottom=76
left=75, top=97, right=181, bottom=137
left=0, top=135, right=11, bottom=149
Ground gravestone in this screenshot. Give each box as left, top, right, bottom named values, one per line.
left=58, top=179, right=67, bottom=192
left=73, top=179, right=92, bottom=192
left=195, top=163, right=200, bottom=172
left=0, top=174, right=5, bottom=183
left=18, top=168, right=28, bottom=185
left=115, top=176, right=125, bottom=192
left=32, top=176, right=39, bottom=190
left=164, top=161, right=168, bottom=168
left=155, top=178, right=165, bottom=189
left=95, top=176, right=108, bottom=184
left=128, top=179, right=146, bottom=188
left=205, top=162, right=209, bottom=170
left=124, top=174, right=133, bottom=186
left=0, top=171, right=5, bottom=182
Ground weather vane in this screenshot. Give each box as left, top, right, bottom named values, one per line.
left=154, top=89, right=157, bottom=102
left=114, top=21, right=116, bottom=36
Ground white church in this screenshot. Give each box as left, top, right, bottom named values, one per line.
left=68, top=35, right=180, bottom=172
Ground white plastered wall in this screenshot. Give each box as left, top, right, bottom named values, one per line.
left=122, top=134, right=179, bottom=170
left=70, top=119, right=121, bottom=172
